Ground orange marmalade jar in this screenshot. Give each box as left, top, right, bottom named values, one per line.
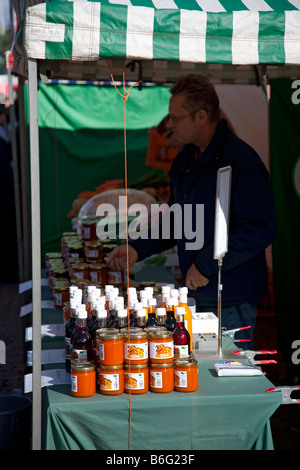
left=150, top=362, right=174, bottom=393
left=149, top=330, right=174, bottom=364
left=98, top=365, right=124, bottom=396
left=124, top=364, right=149, bottom=394
left=98, top=331, right=124, bottom=366
left=71, top=360, right=96, bottom=398
left=174, top=358, right=199, bottom=392
left=124, top=331, right=148, bottom=365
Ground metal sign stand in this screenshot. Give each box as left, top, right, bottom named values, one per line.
left=213, top=166, right=232, bottom=357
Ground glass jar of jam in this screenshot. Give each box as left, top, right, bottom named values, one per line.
left=150, top=362, right=174, bottom=393
left=98, top=331, right=124, bottom=366
left=81, top=219, right=98, bottom=242
left=85, top=240, right=103, bottom=262
left=71, top=262, right=90, bottom=281
left=98, top=364, right=124, bottom=395
left=124, top=331, right=148, bottom=365
left=67, top=241, right=85, bottom=260
left=71, top=360, right=96, bottom=398
left=53, top=281, right=70, bottom=309
left=124, top=363, right=149, bottom=395
left=89, top=262, right=107, bottom=285
left=149, top=330, right=174, bottom=364
left=174, top=358, right=199, bottom=392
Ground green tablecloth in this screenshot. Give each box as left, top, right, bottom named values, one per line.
left=39, top=280, right=281, bottom=450
left=42, top=359, right=281, bottom=450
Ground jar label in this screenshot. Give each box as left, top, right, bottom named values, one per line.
left=73, top=272, right=84, bottom=280
left=90, top=271, right=98, bottom=282
left=71, top=374, right=78, bottom=392
left=99, top=343, right=104, bottom=360
left=124, top=342, right=148, bottom=361
left=174, top=345, right=189, bottom=358
left=107, top=271, right=122, bottom=284
left=150, top=371, right=163, bottom=388
left=125, top=372, right=145, bottom=390
left=174, top=370, right=188, bottom=387
left=87, top=249, right=99, bottom=258
left=100, top=373, right=120, bottom=391
left=149, top=341, right=174, bottom=360
left=82, top=227, right=91, bottom=239
left=72, top=348, right=88, bottom=361
left=53, top=292, right=62, bottom=306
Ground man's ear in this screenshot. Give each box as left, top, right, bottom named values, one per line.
left=196, top=108, right=209, bottom=124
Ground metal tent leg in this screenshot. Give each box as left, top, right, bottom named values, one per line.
left=28, top=58, right=42, bottom=451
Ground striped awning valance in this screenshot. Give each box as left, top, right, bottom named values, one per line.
left=21, top=0, right=300, bottom=66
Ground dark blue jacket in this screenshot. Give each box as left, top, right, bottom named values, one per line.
left=131, top=119, right=277, bottom=307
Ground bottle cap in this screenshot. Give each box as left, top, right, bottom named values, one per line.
left=136, top=309, right=146, bottom=317
left=77, top=304, right=87, bottom=318
left=96, top=309, right=107, bottom=318
left=117, top=309, right=128, bottom=318
left=175, top=307, right=186, bottom=316
left=156, top=307, right=166, bottom=316
left=148, top=298, right=156, bottom=306
left=179, top=286, right=188, bottom=294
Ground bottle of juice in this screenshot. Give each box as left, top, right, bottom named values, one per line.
left=114, top=308, right=128, bottom=330
left=70, top=304, right=93, bottom=363
left=91, top=305, right=108, bottom=360
left=165, top=298, right=177, bottom=332
left=179, top=287, right=193, bottom=351
left=146, top=298, right=157, bottom=327
left=64, top=297, right=79, bottom=372
left=173, top=307, right=190, bottom=358
left=136, top=308, right=146, bottom=329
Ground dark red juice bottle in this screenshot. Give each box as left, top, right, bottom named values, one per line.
left=65, top=297, right=78, bottom=372
left=70, top=304, right=93, bottom=363
left=173, top=307, right=190, bottom=358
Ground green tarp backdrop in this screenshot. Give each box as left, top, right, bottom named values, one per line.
left=24, top=83, right=170, bottom=259
left=270, top=79, right=300, bottom=372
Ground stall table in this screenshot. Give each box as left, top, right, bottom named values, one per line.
left=41, top=348, right=281, bottom=450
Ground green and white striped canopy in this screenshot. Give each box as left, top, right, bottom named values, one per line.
left=12, top=0, right=300, bottom=77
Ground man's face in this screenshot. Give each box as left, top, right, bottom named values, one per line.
left=166, top=94, right=199, bottom=148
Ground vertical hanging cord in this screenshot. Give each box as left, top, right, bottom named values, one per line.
left=109, top=64, right=141, bottom=451
left=122, top=70, right=132, bottom=451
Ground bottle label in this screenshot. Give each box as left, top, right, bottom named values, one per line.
left=72, top=348, right=88, bottom=361
left=125, top=372, right=145, bottom=390
left=71, top=374, right=78, bottom=392
left=65, top=337, right=71, bottom=360
left=174, top=345, right=189, bottom=358
left=175, top=370, right=188, bottom=388
left=149, top=341, right=174, bottom=360
left=124, top=342, right=148, bottom=361
left=100, top=373, right=120, bottom=391
left=150, top=371, right=163, bottom=388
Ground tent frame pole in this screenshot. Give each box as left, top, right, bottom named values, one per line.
left=28, top=58, right=42, bottom=451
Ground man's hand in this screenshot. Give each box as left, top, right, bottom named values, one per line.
left=105, top=244, right=138, bottom=271
left=185, top=263, right=209, bottom=290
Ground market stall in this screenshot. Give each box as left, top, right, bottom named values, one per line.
left=11, top=0, right=300, bottom=451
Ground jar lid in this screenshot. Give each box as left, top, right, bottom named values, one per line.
left=124, top=330, right=148, bottom=340
left=71, top=359, right=95, bottom=372
left=149, top=330, right=173, bottom=339
left=174, top=358, right=198, bottom=367
left=100, top=364, right=124, bottom=370
left=88, top=262, right=106, bottom=268
left=96, top=327, right=118, bottom=336
left=124, top=363, right=148, bottom=370
left=150, top=362, right=174, bottom=368
left=82, top=218, right=98, bottom=225
left=144, top=326, right=167, bottom=334
left=85, top=240, right=102, bottom=247
left=98, top=330, right=123, bottom=340
left=72, top=263, right=89, bottom=269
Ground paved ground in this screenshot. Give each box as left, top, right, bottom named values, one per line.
left=0, top=281, right=300, bottom=450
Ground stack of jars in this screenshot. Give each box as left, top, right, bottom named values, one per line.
left=66, top=284, right=198, bottom=398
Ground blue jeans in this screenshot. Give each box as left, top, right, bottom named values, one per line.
left=196, top=303, right=257, bottom=350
